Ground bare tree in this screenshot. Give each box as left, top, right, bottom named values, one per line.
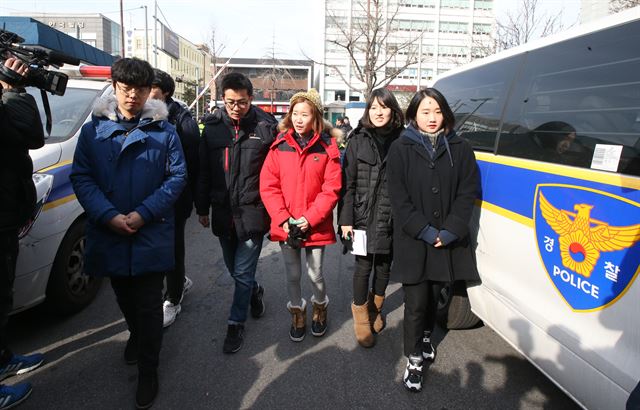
left=260, top=34, right=297, bottom=113
left=496, top=0, right=565, bottom=50
left=208, top=26, right=227, bottom=105
left=471, top=0, right=568, bottom=60
left=316, top=0, right=429, bottom=100
left=610, top=0, right=640, bottom=13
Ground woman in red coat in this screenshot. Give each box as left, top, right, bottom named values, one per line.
left=259, top=89, right=342, bottom=342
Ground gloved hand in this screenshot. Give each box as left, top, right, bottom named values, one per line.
left=418, top=224, right=439, bottom=245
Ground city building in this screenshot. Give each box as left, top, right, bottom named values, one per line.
left=127, top=24, right=212, bottom=114
left=212, top=58, right=314, bottom=117
left=12, top=12, right=122, bottom=56
left=320, top=0, right=496, bottom=104
left=0, top=16, right=116, bottom=66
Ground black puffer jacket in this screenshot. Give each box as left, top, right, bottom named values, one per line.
left=0, top=89, right=45, bottom=232
left=167, top=98, right=199, bottom=219
left=196, top=105, right=277, bottom=240
left=338, top=124, right=401, bottom=254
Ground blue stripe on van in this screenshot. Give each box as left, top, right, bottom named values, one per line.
left=477, top=159, right=640, bottom=222
left=44, top=163, right=74, bottom=204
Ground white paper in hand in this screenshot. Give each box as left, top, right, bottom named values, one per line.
left=351, top=229, right=367, bottom=256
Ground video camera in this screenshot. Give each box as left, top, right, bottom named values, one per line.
left=0, top=28, right=80, bottom=96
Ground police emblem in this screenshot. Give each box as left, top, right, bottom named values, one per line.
left=534, top=184, right=640, bottom=311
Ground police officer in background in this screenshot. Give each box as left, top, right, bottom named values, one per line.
left=0, top=56, right=45, bottom=409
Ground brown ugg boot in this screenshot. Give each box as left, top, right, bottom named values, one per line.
left=368, top=291, right=386, bottom=333
left=351, top=302, right=374, bottom=347
left=286, top=299, right=307, bottom=342
left=310, top=295, right=329, bottom=337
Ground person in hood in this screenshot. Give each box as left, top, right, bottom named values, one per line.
left=195, top=72, right=277, bottom=354
left=338, top=88, right=404, bottom=348
left=387, top=88, right=479, bottom=393
left=70, top=57, right=187, bottom=409
left=259, top=89, right=342, bottom=342
left=149, top=69, right=199, bottom=328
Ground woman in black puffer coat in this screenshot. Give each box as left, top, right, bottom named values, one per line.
left=338, top=88, right=404, bottom=347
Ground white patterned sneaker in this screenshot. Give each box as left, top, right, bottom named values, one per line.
left=403, top=354, right=423, bottom=392
left=163, top=300, right=182, bottom=328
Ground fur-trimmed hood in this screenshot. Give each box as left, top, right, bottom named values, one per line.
left=92, top=94, right=169, bottom=122
left=278, top=119, right=343, bottom=141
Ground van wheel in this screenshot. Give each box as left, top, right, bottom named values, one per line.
left=437, top=281, right=481, bottom=330
left=46, top=218, right=102, bottom=315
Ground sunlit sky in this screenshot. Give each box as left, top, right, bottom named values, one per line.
left=1, top=0, right=582, bottom=59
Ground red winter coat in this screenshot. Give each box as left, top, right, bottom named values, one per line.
left=260, top=128, right=342, bottom=246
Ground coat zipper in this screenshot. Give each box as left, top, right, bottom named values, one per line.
left=224, top=124, right=239, bottom=172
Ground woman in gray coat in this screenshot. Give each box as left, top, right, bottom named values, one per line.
left=387, top=88, right=479, bottom=393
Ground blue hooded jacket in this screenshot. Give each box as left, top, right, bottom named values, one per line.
left=70, top=95, right=187, bottom=277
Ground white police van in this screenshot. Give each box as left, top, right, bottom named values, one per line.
left=15, top=66, right=113, bottom=314
left=434, top=8, right=640, bottom=410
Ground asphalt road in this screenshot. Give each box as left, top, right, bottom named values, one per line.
left=8, top=216, right=579, bottom=409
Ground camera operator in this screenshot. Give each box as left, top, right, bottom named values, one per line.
left=0, top=56, right=45, bottom=409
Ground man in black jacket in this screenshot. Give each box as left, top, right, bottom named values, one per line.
left=149, top=69, right=200, bottom=328
left=196, top=72, right=277, bottom=353
left=0, top=56, right=45, bottom=409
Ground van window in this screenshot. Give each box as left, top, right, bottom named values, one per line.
left=497, top=22, right=640, bottom=175
left=27, top=87, right=102, bottom=143
left=434, top=55, right=523, bottom=151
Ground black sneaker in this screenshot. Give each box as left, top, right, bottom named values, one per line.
left=422, top=332, right=436, bottom=361
left=124, top=334, right=138, bottom=365
left=136, top=371, right=158, bottom=409
left=250, top=285, right=266, bottom=318
left=403, top=355, right=423, bottom=392
left=223, top=324, right=245, bottom=354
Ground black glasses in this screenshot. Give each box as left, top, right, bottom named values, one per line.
left=115, top=82, right=150, bottom=96
left=224, top=99, right=250, bottom=109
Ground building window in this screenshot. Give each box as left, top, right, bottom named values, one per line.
left=441, top=0, right=470, bottom=8
left=474, top=0, right=493, bottom=10
left=438, top=46, right=467, bottom=58
left=439, top=21, right=469, bottom=34
left=391, top=19, right=435, bottom=33
left=473, top=23, right=492, bottom=35
left=399, top=0, right=436, bottom=8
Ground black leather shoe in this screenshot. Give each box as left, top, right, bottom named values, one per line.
left=136, top=371, right=158, bottom=409
left=124, top=334, right=137, bottom=365
left=222, top=324, right=245, bottom=354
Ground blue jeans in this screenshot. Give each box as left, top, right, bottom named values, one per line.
left=219, top=233, right=263, bottom=324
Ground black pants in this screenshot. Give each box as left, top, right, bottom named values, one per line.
left=353, top=253, right=392, bottom=305
left=402, top=280, right=442, bottom=357
left=165, top=212, right=187, bottom=304
left=0, top=229, right=18, bottom=367
left=111, top=272, right=164, bottom=374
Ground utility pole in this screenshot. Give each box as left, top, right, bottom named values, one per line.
left=144, top=5, right=149, bottom=61
left=120, top=0, right=125, bottom=57
left=153, top=0, right=158, bottom=67
left=417, top=34, right=423, bottom=90
left=195, top=67, right=200, bottom=119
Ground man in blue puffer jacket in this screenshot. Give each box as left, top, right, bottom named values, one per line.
left=70, top=57, right=186, bottom=410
